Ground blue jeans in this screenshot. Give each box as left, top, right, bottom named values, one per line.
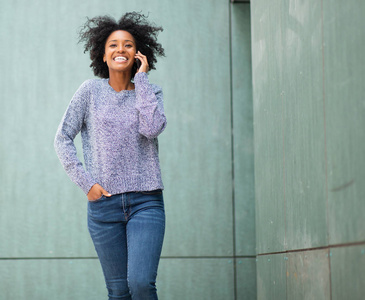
left=87, top=190, right=165, bottom=300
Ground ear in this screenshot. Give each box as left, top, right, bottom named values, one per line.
left=103, top=54, right=106, bottom=63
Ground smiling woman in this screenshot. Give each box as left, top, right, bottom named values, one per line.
left=54, top=12, right=167, bottom=300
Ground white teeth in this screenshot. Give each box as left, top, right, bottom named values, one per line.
left=114, top=56, right=127, bottom=61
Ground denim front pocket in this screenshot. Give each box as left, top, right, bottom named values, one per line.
left=89, top=194, right=106, bottom=203
left=87, top=194, right=118, bottom=222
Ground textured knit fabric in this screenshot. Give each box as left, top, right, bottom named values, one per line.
left=54, top=72, right=166, bottom=195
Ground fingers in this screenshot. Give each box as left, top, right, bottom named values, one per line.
left=101, top=188, right=112, bottom=197
left=135, top=51, right=147, bottom=63
left=135, top=51, right=149, bottom=73
left=87, top=184, right=111, bottom=201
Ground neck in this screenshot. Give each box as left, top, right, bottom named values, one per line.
left=108, top=70, right=134, bottom=92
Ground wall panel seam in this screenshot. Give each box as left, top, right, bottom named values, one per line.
left=279, top=2, right=288, bottom=298
left=256, top=240, right=365, bottom=256
left=321, top=0, right=332, bottom=298
left=229, top=2, right=237, bottom=300
left=0, top=256, right=257, bottom=260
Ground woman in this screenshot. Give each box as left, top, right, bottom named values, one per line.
left=54, top=12, right=166, bottom=300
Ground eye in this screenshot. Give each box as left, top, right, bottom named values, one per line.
left=125, top=44, right=133, bottom=48
left=110, top=44, right=117, bottom=48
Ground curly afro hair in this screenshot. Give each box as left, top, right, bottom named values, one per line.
left=78, top=12, right=165, bottom=79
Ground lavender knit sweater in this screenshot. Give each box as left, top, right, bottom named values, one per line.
left=54, top=72, right=166, bottom=195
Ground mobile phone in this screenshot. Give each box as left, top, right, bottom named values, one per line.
left=135, top=58, right=141, bottom=69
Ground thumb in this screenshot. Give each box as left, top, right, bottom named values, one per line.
left=102, top=189, right=112, bottom=197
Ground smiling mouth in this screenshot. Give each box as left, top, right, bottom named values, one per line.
left=114, top=56, right=127, bottom=62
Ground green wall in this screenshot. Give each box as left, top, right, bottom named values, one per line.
left=0, top=0, right=255, bottom=299
left=251, top=0, right=365, bottom=299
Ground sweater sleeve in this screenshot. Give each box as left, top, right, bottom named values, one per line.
left=134, top=72, right=167, bottom=139
left=54, top=80, right=97, bottom=195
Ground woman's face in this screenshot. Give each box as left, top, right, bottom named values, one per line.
left=103, top=30, right=137, bottom=75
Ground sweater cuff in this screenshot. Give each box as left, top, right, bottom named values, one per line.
left=134, top=72, right=149, bottom=85
left=81, top=178, right=98, bottom=196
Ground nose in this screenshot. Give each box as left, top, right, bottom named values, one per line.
left=117, top=44, right=125, bottom=52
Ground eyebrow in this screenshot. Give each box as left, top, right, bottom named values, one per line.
left=108, top=39, right=135, bottom=44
